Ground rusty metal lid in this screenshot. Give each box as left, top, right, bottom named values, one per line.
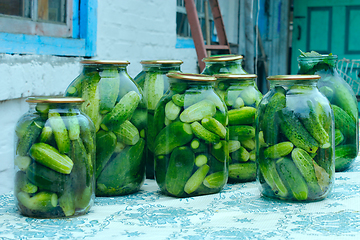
left=26, top=97, right=85, bottom=103
left=140, top=60, right=183, bottom=65
left=202, top=55, right=243, bottom=62
left=80, top=60, right=130, bottom=65
left=214, top=74, right=257, bottom=79
left=267, top=75, right=321, bottom=80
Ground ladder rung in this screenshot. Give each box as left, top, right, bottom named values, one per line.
left=205, top=45, right=230, bottom=50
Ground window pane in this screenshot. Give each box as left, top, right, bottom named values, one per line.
left=0, top=0, right=31, bottom=18
left=38, top=0, right=66, bottom=23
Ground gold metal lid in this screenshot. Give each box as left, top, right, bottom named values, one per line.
left=140, top=60, right=183, bottom=64
left=80, top=60, right=130, bottom=65
left=26, top=97, right=85, bottom=103
left=214, top=74, right=257, bottom=79
left=202, top=55, right=243, bottom=62
left=267, top=75, right=321, bottom=80
left=166, top=72, right=216, bottom=82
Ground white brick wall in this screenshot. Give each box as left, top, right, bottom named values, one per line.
left=0, top=0, right=199, bottom=194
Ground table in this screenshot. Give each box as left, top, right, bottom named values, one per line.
left=1, top=158, right=360, bottom=240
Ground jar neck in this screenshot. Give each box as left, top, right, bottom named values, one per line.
left=169, top=79, right=215, bottom=92
left=141, top=63, right=182, bottom=72
left=82, top=64, right=128, bottom=74
left=217, top=79, right=255, bottom=87
left=297, top=56, right=337, bottom=74
left=29, top=102, right=82, bottom=113
left=269, top=79, right=318, bottom=90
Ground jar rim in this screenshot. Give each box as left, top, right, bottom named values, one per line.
left=167, top=72, right=216, bottom=82
left=202, top=55, right=243, bottom=62
left=80, top=60, right=130, bottom=65
left=267, top=75, right=321, bottom=80
left=140, top=60, right=183, bottom=65
left=214, top=74, right=257, bottom=79
left=26, top=97, right=85, bottom=103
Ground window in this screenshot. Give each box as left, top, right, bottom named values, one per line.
left=0, top=0, right=97, bottom=57
left=176, top=0, right=215, bottom=48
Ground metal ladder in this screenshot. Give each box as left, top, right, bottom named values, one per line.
left=184, top=0, right=231, bottom=71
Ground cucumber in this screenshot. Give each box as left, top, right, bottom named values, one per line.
left=95, top=130, right=117, bottom=179
left=16, top=119, right=44, bottom=156
left=144, top=72, right=165, bottom=110
left=332, top=104, right=356, bottom=139
left=26, top=162, right=67, bottom=192
left=203, top=171, right=227, bottom=189
left=210, top=141, right=228, bottom=162
left=58, top=181, right=75, bottom=216
left=201, top=117, right=226, bottom=139
left=228, top=140, right=241, bottom=153
left=240, top=138, right=255, bottom=151
left=172, top=94, right=185, bottom=107
left=16, top=191, right=58, bottom=212
left=291, top=148, right=322, bottom=197
left=165, top=146, right=195, bottom=196
left=29, top=143, right=74, bottom=174
left=180, top=99, right=216, bottom=123
left=98, top=70, right=120, bottom=114
left=154, top=121, right=193, bottom=155
left=15, top=171, right=38, bottom=194
left=276, top=157, right=309, bottom=201
left=113, top=120, right=140, bottom=145
left=229, top=125, right=255, bottom=141
left=191, top=121, right=220, bottom=143
left=334, top=129, right=344, bottom=146
left=228, top=107, right=256, bottom=125
left=263, top=141, right=294, bottom=159
left=48, top=110, right=71, bottom=154
left=81, top=72, right=101, bottom=131
left=184, top=164, right=210, bottom=194
left=70, top=138, right=92, bottom=188
left=335, top=144, right=358, bottom=171
left=39, top=126, right=53, bottom=143
left=165, top=100, right=181, bottom=121
left=278, top=108, right=319, bottom=153
left=195, top=154, right=208, bottom=167
left=230, top=146, right=250, bottom=162
left=14, top=156, right=32, bottom=171
left=261, top=90, right=286, bottom=145
left=228, top=162, right=256, bottom=182
left=96, top=138, right=145, bottom=196
left=66, top=110, right=81, bottom=141
left=130, top=109, right=147, bottom=131
left=101, top=91, right=141, bottom=131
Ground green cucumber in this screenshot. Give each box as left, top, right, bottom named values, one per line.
left=29, top=143, right=74, bottom=174
left=229, top=125, right=255, bottom=141
left=332, top=104, right=356, bottom=139
left=48, top=110, right=71, bottom=154
left=201, top=117, right=226, bottom=139
left=335, top=144, right=358, bottom=171
left=165, top=100, right=181, bottom=121
left=165, top=146, right=195, bottom=196
left=58, top=181, right=75, bottom=216
left=191, top=121, right=220, bottom=143
left=113, top=120, right=140, bottom=145
left=334, top=129, right=344, bottom=146
left=195, top=154, right=208, bottom=167
left=15, top=171, right=38, bottom=194
left=66, top=109, right=81, bottom=141
left=228, top=107, right=256, bottom=125
left=180, top=99, right=216, bottom=123
left=16, top=119, right=44, bottom=156
left=70, top=138, right=93, bottom=188
left=276, top=157, right=308, bottom=201
left=39, top=126, right=53, bottom=143
left=130, top=108, right=147, bottom=131
left=203, top=171, right=227, bottom=189
left=95, top=130, right=117, bottom=179
left=81, top=72, right=101, bottom=131
left=184, top=164, right=210, bottom=194
left=14, top=156, right=32, bottom=171
left=144, top=72, right=165, bottom=110
left=172, top=94, right=185, bottom=107
left=154, top=121, right=193, bottom=155
left=101, top=91, right=141, bottom=131
left=263, top=141, right=294, bottom=159
left=16, top=191, right=58, bottom=212
left=210, top=141, right=228, bottom=162
left=278, top=108, right=319, bottom=153
left=228, top=162, right=256, bottom=182
left=230, top=146, right=249, bottom=162
left=98, top=70, right=120, bottom=114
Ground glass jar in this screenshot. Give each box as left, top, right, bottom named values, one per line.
left=65, top=60, right=146, bottom=196
left=134, top=60, right=183, bottom=179
left=214, top=74, right=263, bottom=183
left=14, top=97, right=95, bottom=218
left=154, top=72, right=228, bottom=198
left=256, top=75, right=335, bottom=202
left=298, top=54, right=359, bottom=171
left=201, top=55, right=247, bottom=75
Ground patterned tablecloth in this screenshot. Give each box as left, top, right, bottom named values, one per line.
left=0, top=158, right=359, bottom=240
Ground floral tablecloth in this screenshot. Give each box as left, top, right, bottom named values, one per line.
left=0, top=158, right=359, bottom=240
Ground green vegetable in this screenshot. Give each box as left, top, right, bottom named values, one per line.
left=15, top=171, right=38, bottom=194
left=229, top=125, right=255, bottom=141
left=48, top=111, right=71, bottom=154
left=95, top=130, right=117, bottom=179
left=143, top=72, right=165, bottom=110
left=165, top=100, right=181, bottom=121
left=203, top=171, right=227, bottom=189
left=113, top=120, right=140, bottom=145
left=98, top=70, right=120, bottom=114
left=180, top=100, right=216, bottom=123
left=191, top=121, right=220, bottom=143
left=16, top=191, right=58, bottom=212
left=81, top=72, right=101, bottom=131
left=16, top=119, right=44, bottom=156
left=201, top=116, right=226, bottom=139
left=228, top=107, right=256, bottom=125
left=184, top=164, right=210, bottom=194
left=228, top=162, right=256, bottom=182
left=263, top=141, right=294, bottom=159
left=332, top=104, right=356, bottom=139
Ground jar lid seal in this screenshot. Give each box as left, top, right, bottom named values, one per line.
left=202, top=55, right=243, bottom=62
left=140, top=60, right=183, bottom=64
left=26, top=97, right=85, bottom=103
left=166, top=72, right=216, bottom=82
left=267, top=75, right=321, bottom=80
left=214, top=74, right=257, bottom=79
left=80, top=60, right=130, bottom=65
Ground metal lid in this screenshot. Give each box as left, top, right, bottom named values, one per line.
left=267, top=75, right=321, bottom=80
left=140, top=60, right=183, bottom=65
left=80, top=60, right=130, bottom=65
left=166, top=72, right=216, bottom=82
left=202, top=55, right=243, bottom=62
left=26, top=97, right=85, bottom=103
left=214, top=74, right=257, bottom=79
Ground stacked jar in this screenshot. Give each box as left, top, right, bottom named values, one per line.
left=14, top=97, right=95, bottom=218
left=153, top=73, right=228, bottom=197
left=201, top=55, right=247, bottom=75
left=256, top=75, right=335, bottom=202
left=214, top=74, right=263, bottom=182
left=65, top=60, right=146, bottom=196
left=297, top=52, right=359, bottom=171
left=134, top=60, right=183, bottom=179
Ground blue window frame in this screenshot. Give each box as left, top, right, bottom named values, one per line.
left=0, top=0, right=97, bottom=57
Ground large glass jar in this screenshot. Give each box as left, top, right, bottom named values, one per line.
left=201, top=55, right=247, bottom=75
left=256, top=75, right=335, bottom=202
left=298, top=53, right=359, bottom=171
left=154, top=72, right=228, bottom=197
left=14, top=97, right=95, bottom=218
left=65, top=60, right=146, bottom=196
left=134, top=60, right=183, bottom=179
left=214, top=74, right=263, bottom=183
